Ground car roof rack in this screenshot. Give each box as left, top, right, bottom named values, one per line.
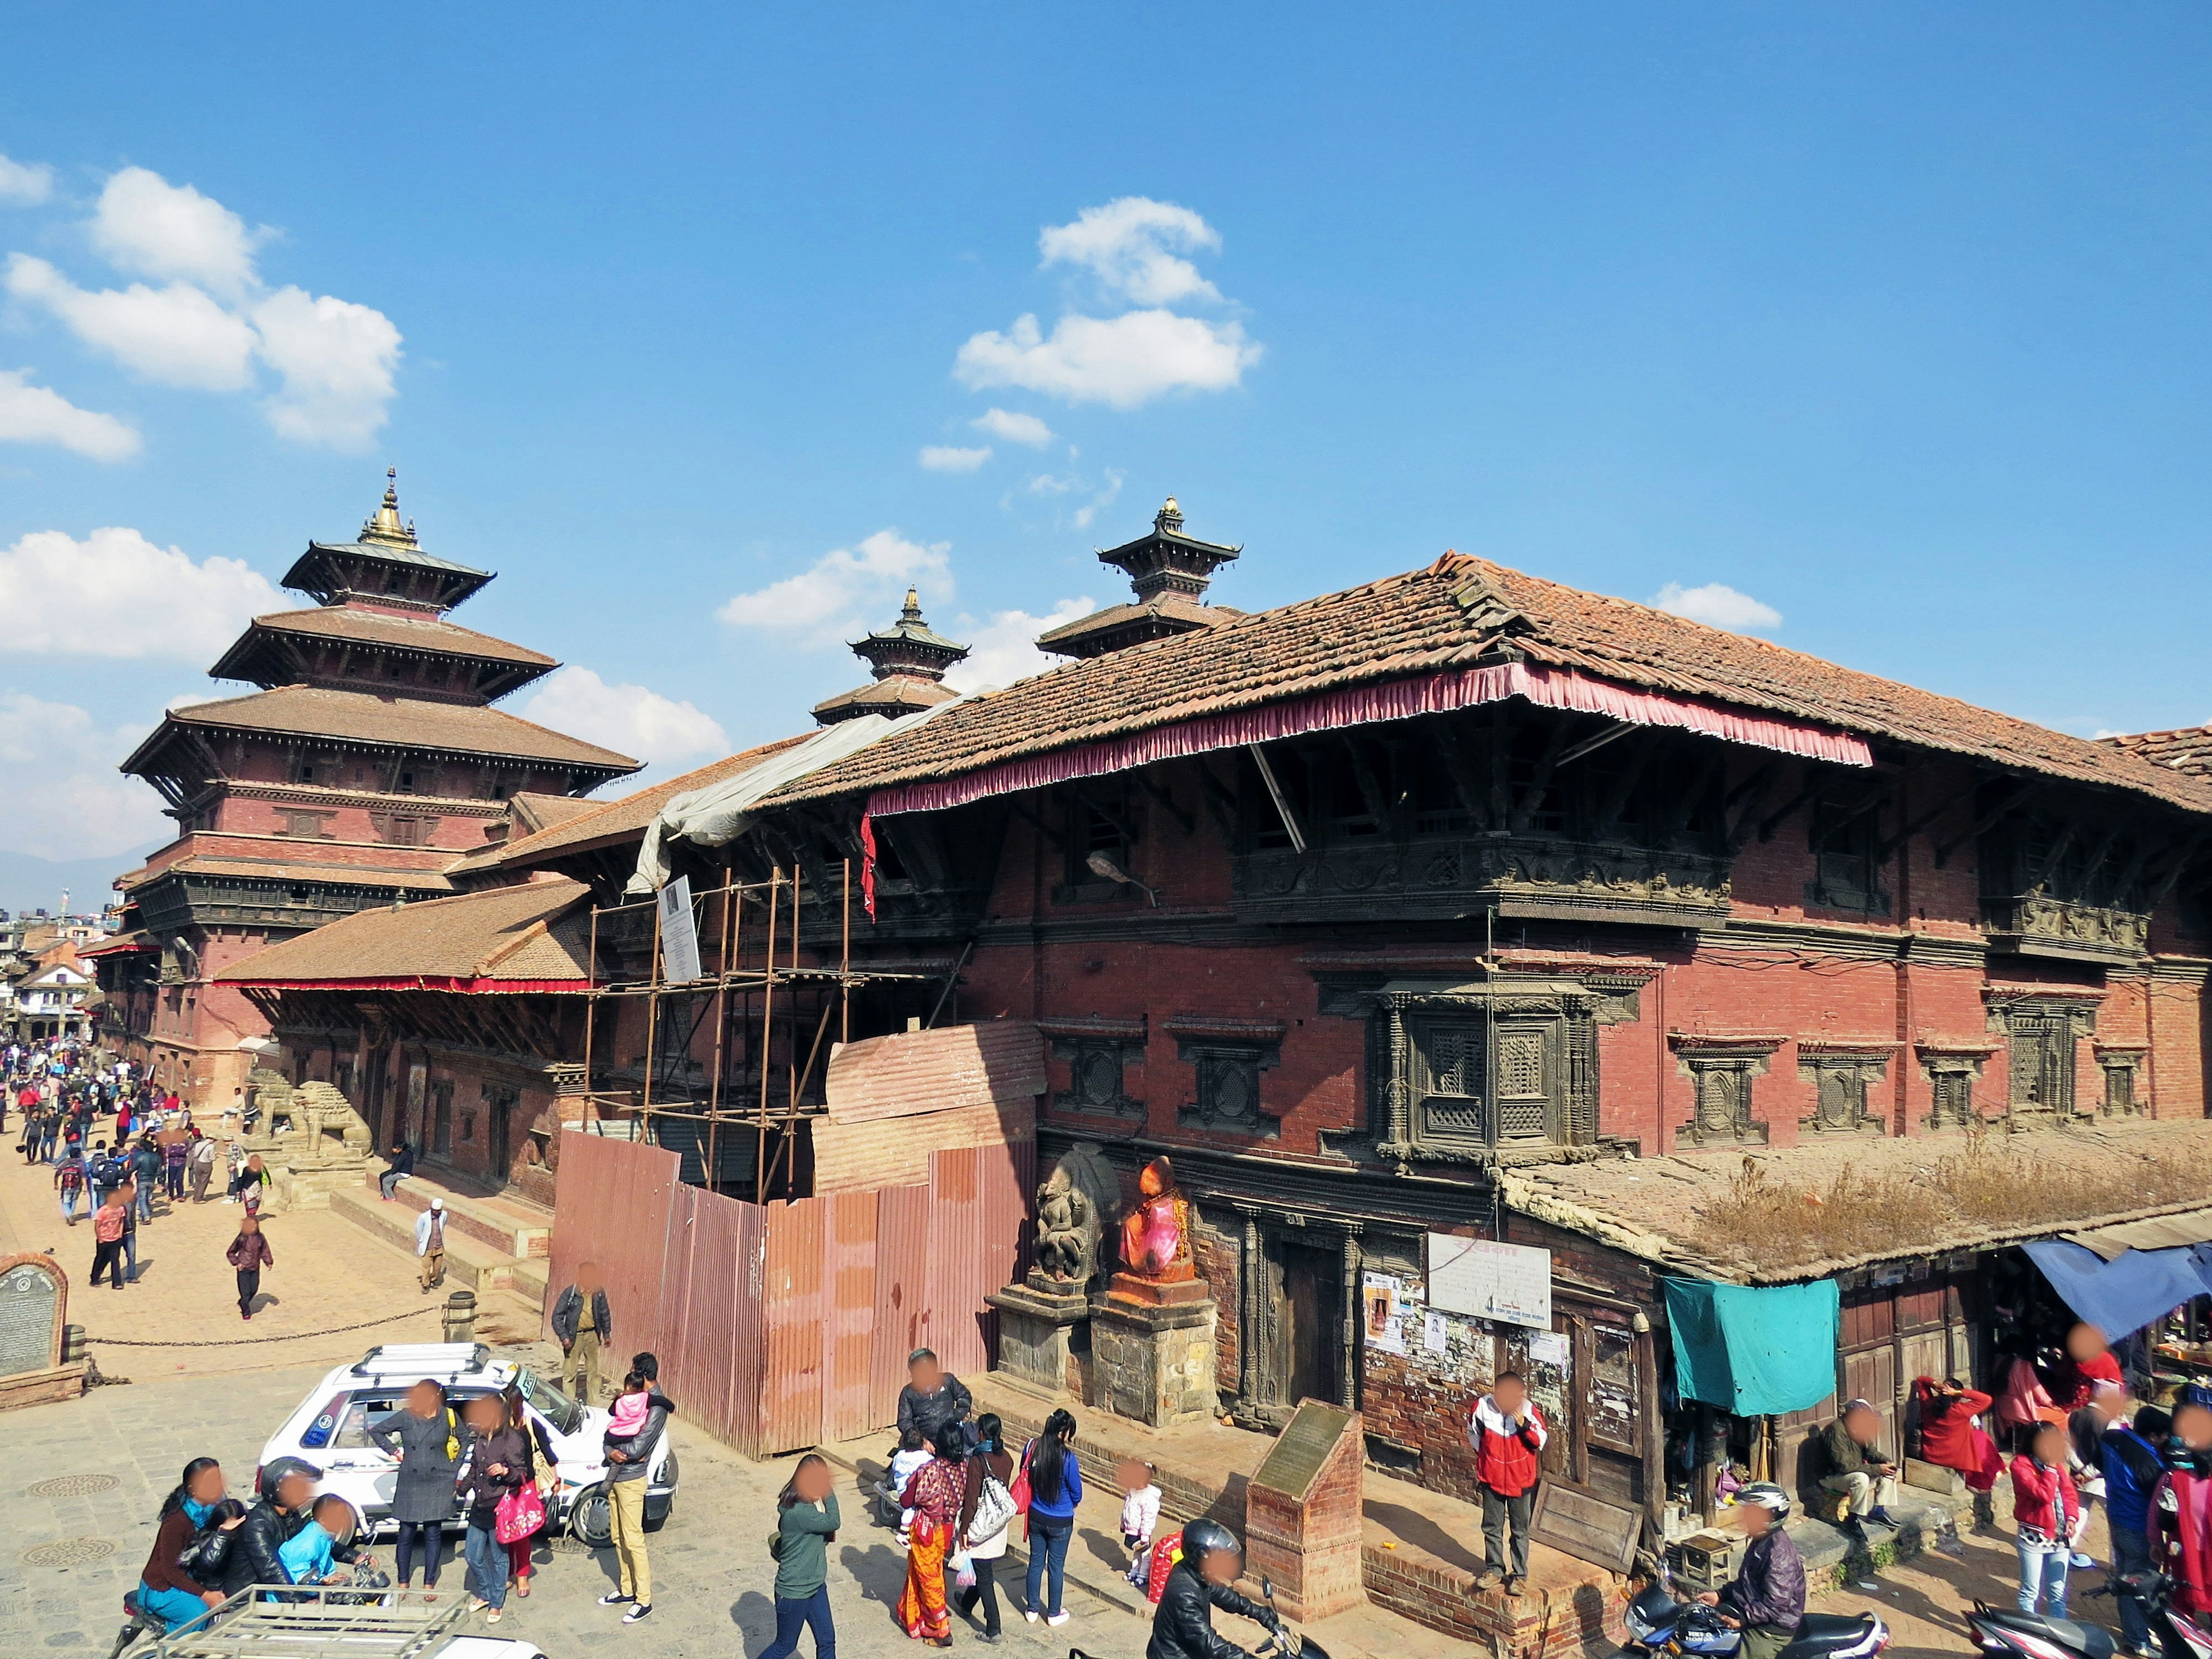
left=347, top=1342, right=492, bottom=1380
left=150, top=1584, right=465, bottom=1657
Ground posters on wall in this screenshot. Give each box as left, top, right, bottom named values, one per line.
left=1363, top=1271, right=1407, bottom=1355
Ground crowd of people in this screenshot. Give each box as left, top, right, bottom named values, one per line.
left=6, top=1038, right=279, bottom=1316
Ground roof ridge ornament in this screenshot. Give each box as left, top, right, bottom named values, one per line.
left=361, top=467, right=418, bottom=549
left=1447, top=569, right=1529, bottom=637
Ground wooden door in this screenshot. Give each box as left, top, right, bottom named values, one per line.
left=1498, top=1322, right=1574, bottom=1480
left=1279, top=1242, right=1342, bottom=1406
left=488, top=1093, right=512, bottom=1184
left=1842, top=1344, right=1900, bottom=1460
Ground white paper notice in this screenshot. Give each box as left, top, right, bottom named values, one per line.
left=1529, top=1330, right=1570, bottom=1367
left=1423, top=1310, right=1449, bottom=1353
left=1425, top=1235, right=1552, bottom=1330
left=657, top=873, right=703, bottom=984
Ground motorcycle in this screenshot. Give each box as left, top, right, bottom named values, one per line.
left=1619, top=1581, right=1889, bottom=1659
left=1067, top=1574, right=1333, bottom=1659
left=1967, top=1572, right=2212, bottom=1659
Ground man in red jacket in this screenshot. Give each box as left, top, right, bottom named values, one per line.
left=1471, top=1371, right=1547, bottom=1594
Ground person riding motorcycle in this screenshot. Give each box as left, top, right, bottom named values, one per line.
left=217, top=1458, right=354, bottom=1600
left=1148, top=1519, right=1279, bottom=1659
left=1696, top=1483, right=1805, bottom=1659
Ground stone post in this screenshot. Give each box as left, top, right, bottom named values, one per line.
left=1089, top=1272, right=1217, bottom=1427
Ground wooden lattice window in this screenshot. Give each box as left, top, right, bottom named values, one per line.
left=2008, top=1009, right=2077, bottom=1117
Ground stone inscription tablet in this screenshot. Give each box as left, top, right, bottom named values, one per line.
left=0, top=1262, right=60, bottom=1377
left=1252, top=1399, right=1355, bottom=1503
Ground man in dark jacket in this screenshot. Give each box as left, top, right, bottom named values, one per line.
left=1820, top=1399, right=1901, bottom=1528
left=221, top=1458, right=354, bottom=1600
left=378, top=1142, right=414, bottom=1202
left=553, top=1264, right=613, bottom=1404
left=896, top=1347, right=973, bottom=1450
left=1700, top=1484, right=1805, bottom=1659
left=1148, top=1519, right=1275, bottom=1659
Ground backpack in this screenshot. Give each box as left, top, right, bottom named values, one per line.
left=57, top=1162, right=82, bottom=1192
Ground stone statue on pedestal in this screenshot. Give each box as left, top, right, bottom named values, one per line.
left=1032, top=1142, right=1118, bottom=1290
left=1117, top=1155, right=1195, bottom=1283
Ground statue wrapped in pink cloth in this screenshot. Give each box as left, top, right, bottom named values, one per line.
left=1118, top=1156, right=1195, bottom=1283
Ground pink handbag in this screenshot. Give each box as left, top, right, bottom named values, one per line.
left=494, top=1481, right=547, bottom=1544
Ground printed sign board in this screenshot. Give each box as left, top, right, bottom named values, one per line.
left=658, top=874, right=703, bottom=984
left=1425, top=1235, right=1552, bottom=1330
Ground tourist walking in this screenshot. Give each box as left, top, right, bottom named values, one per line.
left=369, top=1381, right=466, bottom=1593
left=955, top=1412, right=1016, bottom=1642
left=898, top=1425, right=967, bottom=1645
left=600, top=1369, right=665, bottom=1623
left=1021, top=1408, right=1082, bottom=1627
left=118, top=1179, right=142, bottom=1282
left=90, top=1185, right=128, bottom=1289
left=2014, top=1420, right=2083, bottom=1618
left=132, top=1135, right=162, bottom=1219
left=230, top=1151, right=271, bottom=1211
left=456, top=1394, right=532, bottom=1624
left=162, top=1131, right=188, bottom=1200
left=552, top=1264, right=612, bottom=1403
left=762, top=1453, right=842, bottom=1659
left=501, top=1384, right=557, bottom=1598
left=137, top=1457, right=233, bottom=1633
left=1471, top=1370, right=1547, bottom=1594
left=227, top=1213, right=274, bottom=1320
left=415, top=1197, right=449, bottom=1292
left=55, top=1152, right=84, bottom=1224
left=2107, top=1404, right=2172, bottom=1657
left=188, top=1130, right=218, bottom=1203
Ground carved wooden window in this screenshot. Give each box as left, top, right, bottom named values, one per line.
left=1052, top=1037, right=1141, bottom=1117
left=1926, top=1067, right=1977, bottom=1131
left=1801, top=1054, right=1888, bottom=1135
left=1414, top=1016, right=1563, bottom=1147
left=1809, top=797, right=1891, bottom=915
left=1178, top=1041, right=1279, bottom=1136
left=430, top=1078, right=454, bottom=1156
left=2007, top=1009, right=2077, bottom=1118
left=282, top=812, right=331, bottom=839
left=2102, top=1059, right=2142, bottom=1117
left=1674, top=1047, right=1775, bottom=1147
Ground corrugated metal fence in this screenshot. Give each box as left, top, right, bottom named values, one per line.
left=547, top=1128, right=1033, bottom=1457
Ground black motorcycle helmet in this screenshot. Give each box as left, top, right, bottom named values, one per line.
left=259, top=1456, right=323, bottom=1508
left=1181, top=1517, right=1242, bottom=1570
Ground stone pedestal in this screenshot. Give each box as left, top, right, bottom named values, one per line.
left=1089, top=1273, right=1217, bottom=1426
left=247, top=1077, right=373, bottom=1211
left=988, top=1275, right=1093, bottom=1395
left=1248, top=1399, right=1366, bottom=1620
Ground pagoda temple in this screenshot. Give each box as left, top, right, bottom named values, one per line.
left=1034, top=495, right=1242, bottom=658
left=810, top=587, right=969, bottom=724
left=99, top=474, right=641, bottom=1109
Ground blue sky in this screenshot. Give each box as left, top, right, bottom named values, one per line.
left=1, top=5, right=2207, bottom=869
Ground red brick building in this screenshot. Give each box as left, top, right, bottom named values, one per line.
left=96, top=476, right=638, bottom=1109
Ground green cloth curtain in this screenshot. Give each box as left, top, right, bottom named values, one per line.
left=1662, top=1276, right=1840, bottom=1416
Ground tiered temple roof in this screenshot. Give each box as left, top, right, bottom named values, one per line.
left=811, top=588, right=969, bottom=725
left=1035, top=495, right=1243, bottom=659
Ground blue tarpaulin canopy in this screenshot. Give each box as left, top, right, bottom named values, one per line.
left=2021, top=1239, right=2212, bottom=1341
left=1663, top=1276, right=1841, bottom=1416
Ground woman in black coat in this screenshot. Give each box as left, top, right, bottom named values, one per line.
left=368, top=1381, right=465, bottom=1590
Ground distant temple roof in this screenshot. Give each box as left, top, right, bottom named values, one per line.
left=209, top=605, right=558, bottom=699
left=813, top=588, right=968, bottom=725
left=1036, top=497, right=1242, bottom=660
left=279, top=471, right=495, bottom=612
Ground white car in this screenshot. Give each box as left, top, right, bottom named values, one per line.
left=259, top=1343, right=676, bottom=1549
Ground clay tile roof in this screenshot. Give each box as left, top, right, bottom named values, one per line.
left=452, top=732, right=815, bottom=873
left=1033, top=591, right=1236, bottom=647
left=129, top=853, right=454, bottom=893
left=767, top=554, right=2212, bottom=817
left=810, top=677, right=960, bottom=722
left=234, top=607, right=558, bottom=667
left=823, top=1020, right=1047, bottom=1124
left=132, top=684, right=641, bottom=773
left=2099, top=726, right=2212, bottom=779
left=216, top=877, right=591, bottom=988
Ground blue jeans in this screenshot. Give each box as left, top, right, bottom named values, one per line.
left=760, top=1584, right=836, bottom=1659
left=140, top=1580, right=212, bottom=1633
left=1025, top=1514, right=1072, bottom=1617
left=2017, top=1541, right=2069, bottom=1616
left=135, top=1183, right=154, bottom=1221
left=2112, top=1527, right=2153, bottom=1650
left=59, top=1189, right=78, bottom=1223
left=464, top=1520, right=509, bottom=1610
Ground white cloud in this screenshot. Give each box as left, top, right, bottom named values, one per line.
left=1073, top=468, right=1126, bottom=531
left=919, top=444, right=992, bottom=473
left=956, top=309, right=1259, bottom=409
left=0, top=153, right=54, bottom=207
left=0, top=369, right=139, bottom=461
left=972, top=407, right=1054, bottom=447
left=0, top=526, right=281, bottom=660
left=718, top=529, right=952, bottom=645
left=5, top=255, right=257, bottom=390
left=2, top=166, right=401, bottom=447
left=1650, top=582, right=1783, bottom=632
left=250, top=286, right=402, bottom=448
left=944, top=597, right=1096, bottom=694
left=1039, top=198, right=1222, bottom=306
left=1026, top=473, right=1077, bottom=495
left=0, top=692, right=171, bottom=859
left=517, top=666, right=726, bottom=780
left=89, top=166, right=264, bottom=298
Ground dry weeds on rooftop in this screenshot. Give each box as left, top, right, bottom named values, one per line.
left=1697, top=1127, right=2212, bottom=1277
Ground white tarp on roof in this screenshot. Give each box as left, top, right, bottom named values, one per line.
left=624, top=701, right=958, bottom=893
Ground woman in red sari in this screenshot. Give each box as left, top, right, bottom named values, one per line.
left=897, top=1429, right=966, bottom=1646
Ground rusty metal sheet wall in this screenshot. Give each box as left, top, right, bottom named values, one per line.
left=922, top=1139, right=1034, bottom=1378
left=823, top=1189, right=878, bottom=1442
left=759, top=1197, right=827, bottom=1456
left=870, top=1183, right=931, bottom=1430
left=661, top=1183, right=763, bottom=1452
left=546, top=1130, right=681, bottom=1357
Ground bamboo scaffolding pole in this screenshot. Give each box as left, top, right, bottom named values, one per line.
left=755, top=867, right=779, bottom=1198
left=704, top=871, right=735, bottom=1194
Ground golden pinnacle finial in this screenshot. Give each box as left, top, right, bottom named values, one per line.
left=361, top=467, right=416, bottom=546
left=902, top=586, right=923, bottom=620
